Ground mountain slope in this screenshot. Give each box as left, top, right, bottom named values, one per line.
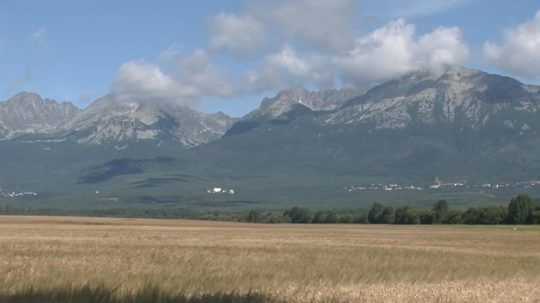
left=192, top=66, right=540, bottom=182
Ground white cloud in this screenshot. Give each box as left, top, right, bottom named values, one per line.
left=112, top=50, right=234, bottom=106
left=253, top=0, right=357, bottom=51
left=247, top=46, right=335, bottom=91
left=484, top=11, right=540, bottom=79
left=336, top=19, right=469, bottom=84
left=417, top=27, right=470, bottom=71
left=245, top=19, right=468, bottom=91
left=112, top=61, right=197, bottom=104
left=175, top=49, right=235, bottom=97
left=113, top=17, right=469, bottom=102
left=209, top=13, right=265, bottom=55
left=111, top=1, right=472, bottom=105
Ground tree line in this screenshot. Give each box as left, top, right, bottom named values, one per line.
left=1, top=194, right=539, bottom=225
left=244, top=194, right=540, bottom=225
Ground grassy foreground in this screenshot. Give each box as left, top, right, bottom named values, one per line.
left=0, top=216, right=539, bottom=302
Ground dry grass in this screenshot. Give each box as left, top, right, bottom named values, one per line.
left=0, top=216, right=539, bottom=302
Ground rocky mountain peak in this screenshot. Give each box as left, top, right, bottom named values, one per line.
left=246, top=87, right=364, bottom=122
left=7, top=91, right=42, bottom=105
left=327, top=66, right=540, bottom=129
left=64, top=95, right=235, bottom=146
left=0, top=92, right=80, bottom=139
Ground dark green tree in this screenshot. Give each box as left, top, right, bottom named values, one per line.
left=445, top=210, right=463, bottom=224
left=478, top=207, right=507, bottom=225
left=368, top=203, right=384, bottom=224
left=381, top=207, right=395, bottom=224
left=507, top=194, right=534, bottom=224
left=354, top=213, right=369, bottom=224
left=312, top=211, right=327, bottom=224
left=284, top=207, right=312, bottom=223
left=246, top=210, right=262, bottom=223
left=433, top=200, right=449, bottom=224
left=462, top=208, right=481, bottom=224
left=394, top=207, right=420, bottom=225
left=339, top=215, right=354, bottom=224
left=325, top=211, right=339, bottom=224
left=532, top=209, right=540, bottom=225
left=418, top=210, right=434, bottom=225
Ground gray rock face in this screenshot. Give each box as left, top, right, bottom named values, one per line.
left=0, top=92, right=80, bottom=139
left=63, top=95, right=236, bottom=146
left=326, top=66, right=540, bottom=129
left=245, top=88, right=364, bottom=122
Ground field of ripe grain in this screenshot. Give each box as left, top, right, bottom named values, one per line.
left=0, top=216, right=539, bottom=303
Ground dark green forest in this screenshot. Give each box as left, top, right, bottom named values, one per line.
left=243, top=194, right=540, bottom=225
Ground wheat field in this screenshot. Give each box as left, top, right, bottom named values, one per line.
left=0, top=216, right=539, bottom=302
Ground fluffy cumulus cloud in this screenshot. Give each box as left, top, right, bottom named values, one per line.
left=112, top=61, right=195, bottom=102
left=247, top=46, right=335, bottom=91
left=174, top=50, right=235, bottom=97
left=484, top=11, right=540, bottom=79
left=417, top=27, right=469, bottom=68
left=336, top=19, right=469, bottom=84
left=112, top=1, right=472, bottom=107
left=112, top=50, right=234, bottom=106
left=209, top=13, right=265, bottom=55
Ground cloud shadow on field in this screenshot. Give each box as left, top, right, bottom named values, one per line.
left=0, top=285, right=278, bottom=303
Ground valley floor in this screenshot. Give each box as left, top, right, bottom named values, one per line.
left=0, top=216, right=539, bottom=302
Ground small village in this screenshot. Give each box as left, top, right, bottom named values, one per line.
left=206, top=187, right=236, bottom=195
left=0, top=190, right=39, bottom=199
left=346, top=179, right=540, bottom=193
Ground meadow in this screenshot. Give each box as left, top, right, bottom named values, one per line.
left=0, top=216, right=539, bottom=302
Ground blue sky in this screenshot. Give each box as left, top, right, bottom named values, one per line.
left=1, top=0, right=539, bottom=116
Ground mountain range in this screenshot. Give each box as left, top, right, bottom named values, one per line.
left=2, top=66, right=540, bottom=209
left=0, top=93, right=235, bottom=147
